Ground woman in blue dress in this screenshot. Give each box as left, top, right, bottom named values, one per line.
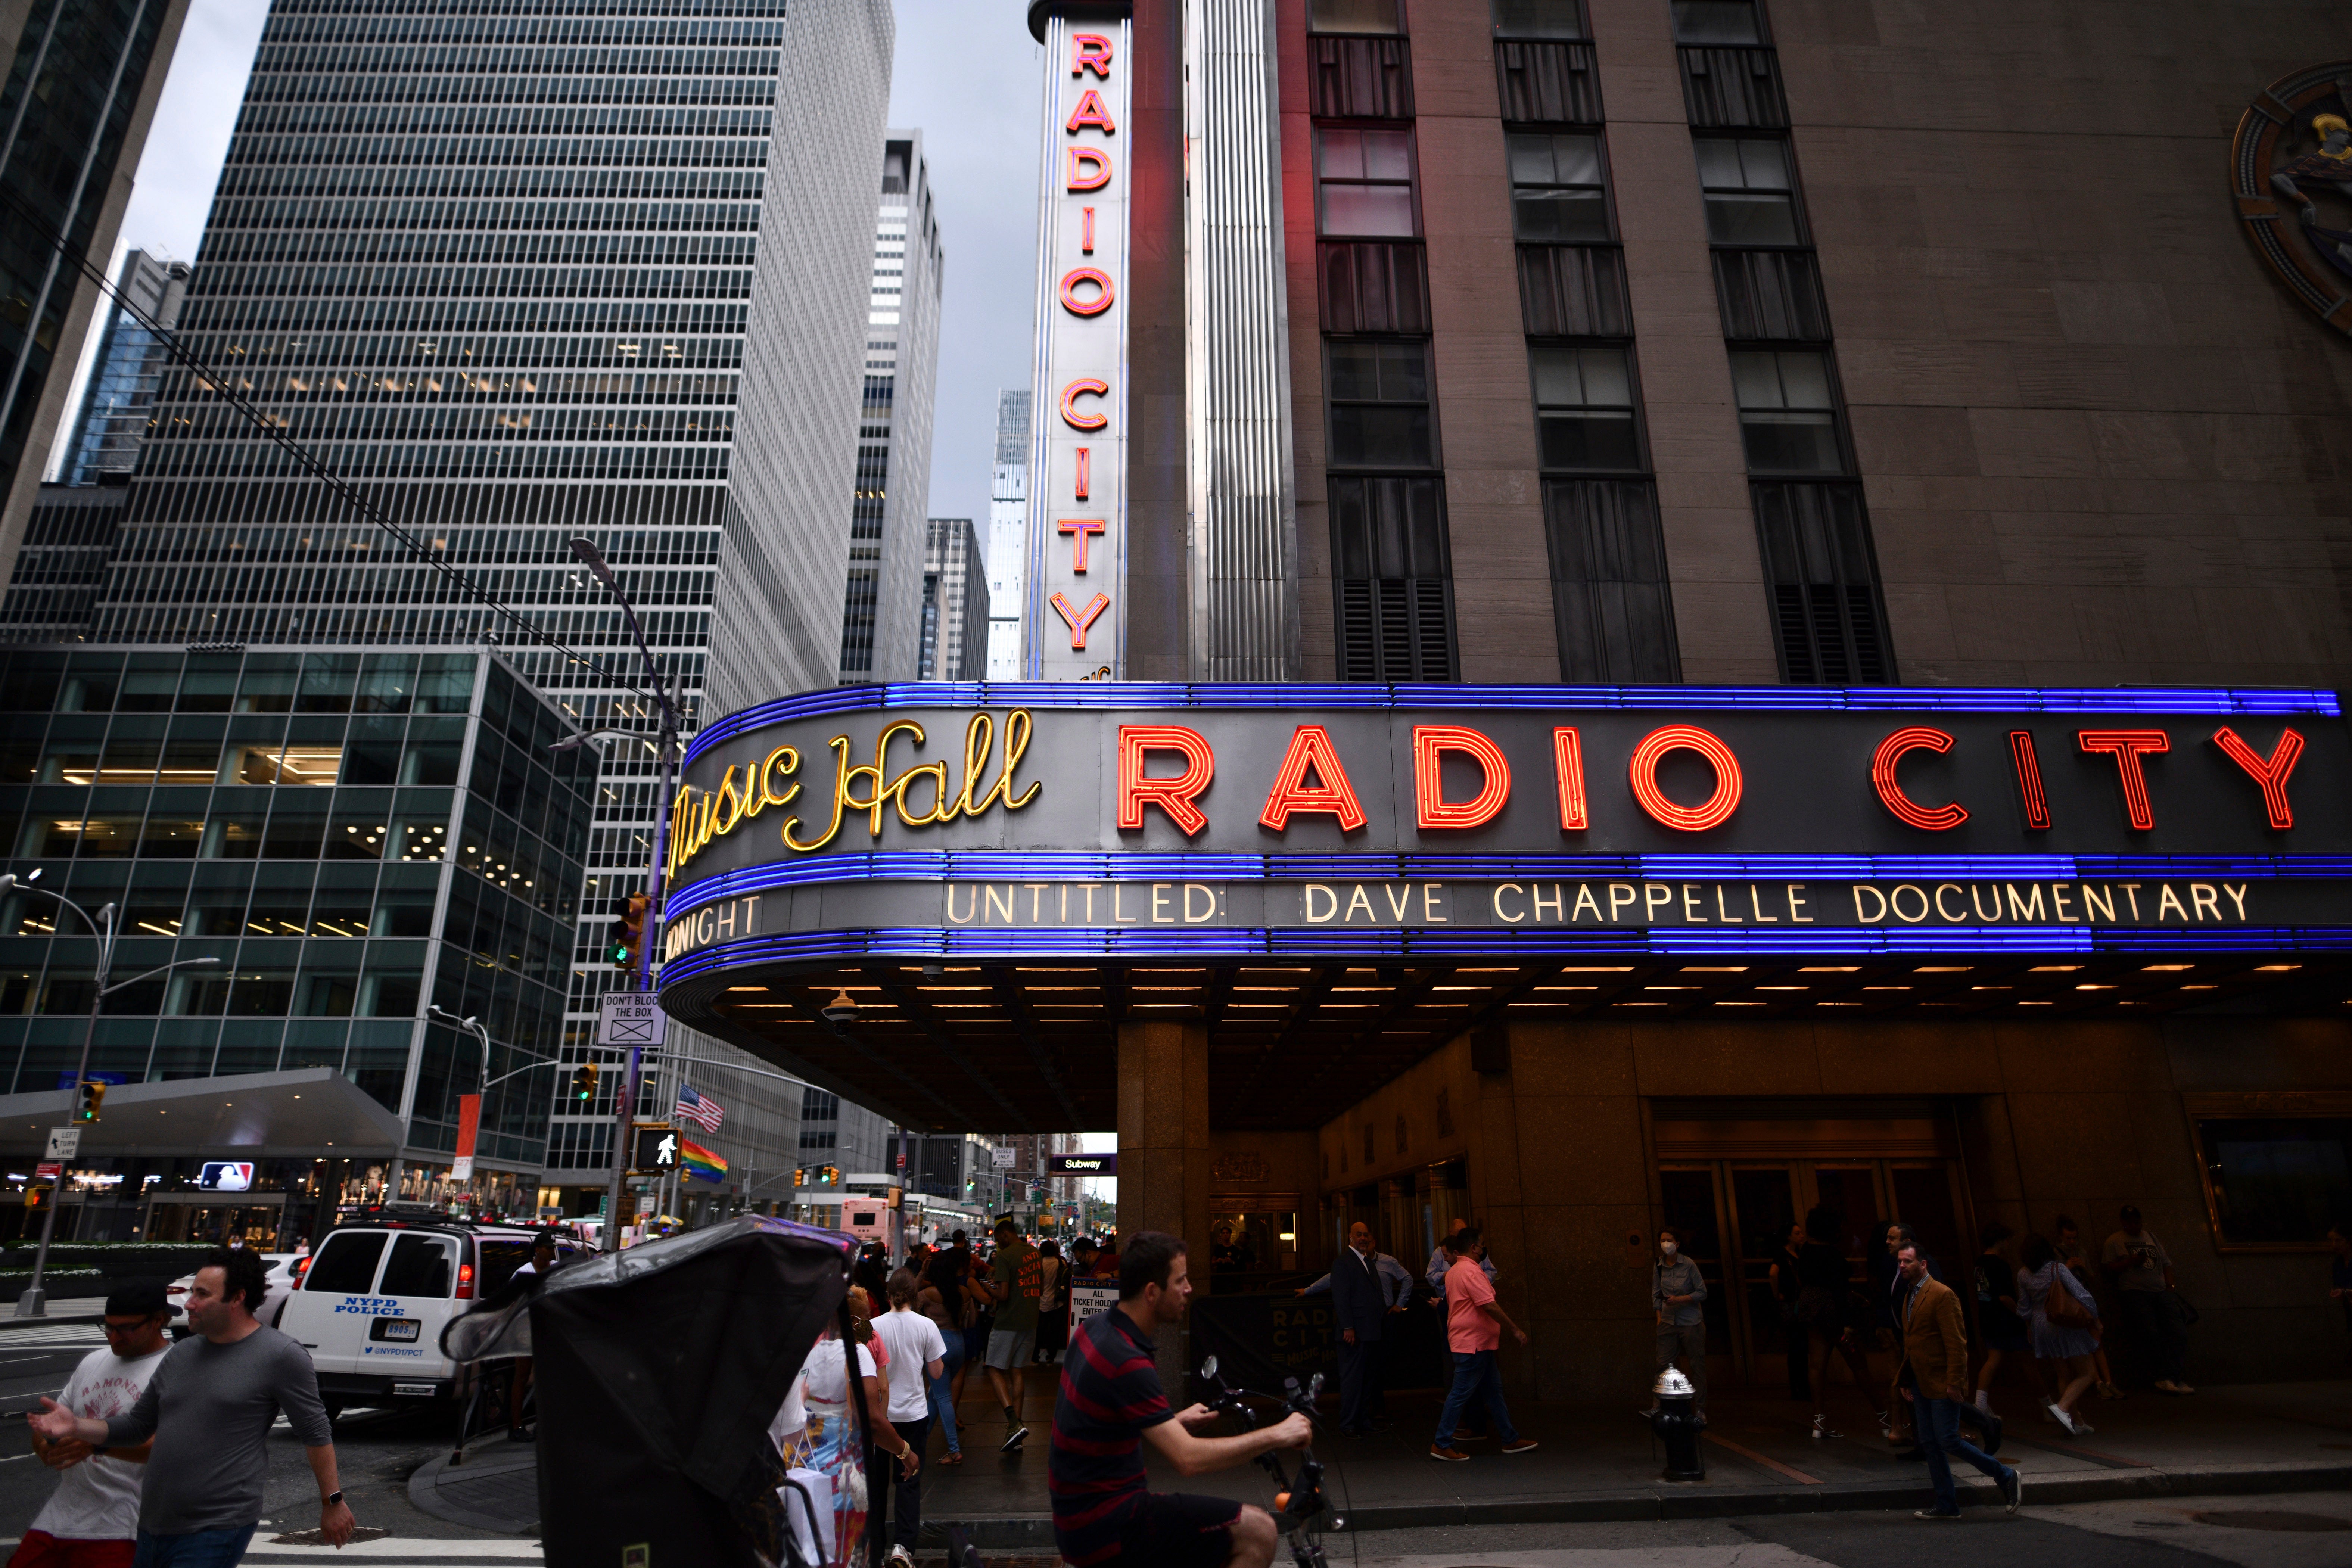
left=2017, top=1232, right=2100, bottom=1436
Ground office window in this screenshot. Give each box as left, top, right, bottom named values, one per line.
left=1318, top=130, right=1416, bottom=238
left=1508, top=134, right=1609, bottom=242
left=2194, top=1117, right=2352, bottom=1248
left=1545, top=480, right=1680, bottom=682
left=1492, top=0, right=1584, bottom=36
left=1327, top=342, right=1435, bottom=469
left=1730, top=350, right=1843, bottom=473
left=1330, top=476, right=1455, bottom=681
left=1530, top=346, right=1640, bottom=470
left=1671, top=0, right=1762, bottom=43
left=1310, top=0, right=1400, bottom=33
left=1695, top=138, right=1800, bottom=245
left=1753, top=481, right=1890, bottom=684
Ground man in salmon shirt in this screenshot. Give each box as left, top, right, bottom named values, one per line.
left=1427, top=1227, right=1537, bottom=1462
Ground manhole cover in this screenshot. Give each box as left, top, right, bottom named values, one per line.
left=2189, top=1511, right=2352, bottom=1533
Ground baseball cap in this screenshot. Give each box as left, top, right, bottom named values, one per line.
left=106, top=1279, right=176, bottom=1318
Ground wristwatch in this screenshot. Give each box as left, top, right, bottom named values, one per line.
left=323, top=1491, right=344, bottom=1508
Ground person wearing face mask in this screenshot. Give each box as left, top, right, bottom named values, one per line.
left=1651, top=1228, right=1708, bottom=1424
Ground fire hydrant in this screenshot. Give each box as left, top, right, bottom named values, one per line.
left=1648, top=1363, right=1705, bottom=1481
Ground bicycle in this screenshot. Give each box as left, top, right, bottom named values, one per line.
left=1196, top=1356, right=1340, bottom=1568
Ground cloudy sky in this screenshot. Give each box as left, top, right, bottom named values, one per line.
left=78, top=0, right=1040, bottom=530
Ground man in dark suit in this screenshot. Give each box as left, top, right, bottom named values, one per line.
left=1895, top=1242, right=2020, bottom=1521
left=1330, top=1221, right=1389, bottom=1437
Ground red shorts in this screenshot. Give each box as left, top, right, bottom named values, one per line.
left=7, top=1533, right=135, bottom=1568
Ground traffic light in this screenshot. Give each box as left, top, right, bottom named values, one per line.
left=22, top=1186, right=38, bottom=1209
left=793, top=1167, right=807, bottom=1188
left=570, top=1063, right=600, bottom=1105
left=609, top=893, right=651, bottom=969
left=632, top=1124, right=679, bottom=1174
left=74, top=1080, right=104, bottom=1123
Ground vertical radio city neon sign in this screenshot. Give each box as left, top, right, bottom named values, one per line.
left=1023, top=13, right=1130, bottom=678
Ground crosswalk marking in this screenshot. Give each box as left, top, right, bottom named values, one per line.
left=0, top=1324, right=107, bottom=1350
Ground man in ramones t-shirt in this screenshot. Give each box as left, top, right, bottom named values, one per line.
left=1049, top=1232, right=1310, bottom=1568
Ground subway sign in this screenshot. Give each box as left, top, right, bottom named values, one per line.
left=653, top=683, right=2352, bottom=965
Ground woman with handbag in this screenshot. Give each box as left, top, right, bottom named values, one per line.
left=2019, top=1232, right=2100, bottom=1435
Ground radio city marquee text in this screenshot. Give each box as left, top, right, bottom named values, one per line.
left=665, top=710, right=2312, bottom=878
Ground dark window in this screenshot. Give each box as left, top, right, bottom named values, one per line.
left=2197, top=1119, right=2352, bottom=1247
left=1309, top=0, right=1400, bottom=33
left=1508, top=134, right=1609, bottom=242
left=1671, top=0, right=1762, bottom=43
left=1330, top=476, right=1456, bottom=681
left=377, top=1233, right=455, bottom=1298
left=1545, top=480, right=1679, bottom=682
left=305, top=1231, right=387, bottom=1292
left=1317, top=129, right=1416, bottom=238
left=1695, top=138, right=1800, bottom=245
left=1492, top=0, right=1584, bottom=37
left=1327, top=342, right=1435, bottom=469
left=1753, top=480, right=1891, bottom=684
left=1530, top=345, right=1641, bottom=470
left=475, top=1239, right=536, bottom=1294
left=1730, top=349, right=1844, bottom=473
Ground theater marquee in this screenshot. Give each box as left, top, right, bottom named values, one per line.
left=652, top=684, right=2352, bottom=974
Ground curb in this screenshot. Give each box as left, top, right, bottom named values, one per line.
left=0, top=1307, right=105, bottom=1331
left=918, top=1460, right=2352, bottom=1546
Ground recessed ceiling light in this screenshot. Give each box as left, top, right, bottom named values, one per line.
left=2141, top=964, right=2192, bottom=972
left=2030, top=965, right=2081, bottom=973
left=1800, top=967, right=1860, bottom=973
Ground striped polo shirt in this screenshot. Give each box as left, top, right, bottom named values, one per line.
left=1049, top=1302, right=1170, bottom=1565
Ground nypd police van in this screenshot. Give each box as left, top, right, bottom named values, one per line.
left=277, top=1215, right=575, bottom=1417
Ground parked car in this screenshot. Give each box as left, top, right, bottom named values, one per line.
left=275, top=1219, right=584, bottom=1418
left=166, top=1251, right=305, bottom=1338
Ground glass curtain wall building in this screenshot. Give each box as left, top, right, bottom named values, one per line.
left=38, top=0, right=894, bottom=1206
left=0, top=644, right=589, bottom=1231
left=59, top=251, right=190, bottom=486
left=916, top=516, right=986, bottom=681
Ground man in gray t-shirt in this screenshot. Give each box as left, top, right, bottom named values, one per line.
left=29, top=1248, right=356, bottom=1560
left=2102, top=1205, right=2193, bottom=1394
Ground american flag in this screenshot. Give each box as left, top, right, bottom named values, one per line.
left=673, top=1082, right=724, bottom=1132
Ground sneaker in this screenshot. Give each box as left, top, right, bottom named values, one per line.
left=2001, top=1467, right=2023, bottom=1515
left=890, top=1548, right=916, bottom=1568
left=1500, top=1438, right=1539, bottom=1455
left=1000, top=1424, right=1029, bottom=1452
left=2071, top=1414, right=2095, bottom=1434
left=1811, top=1415, right=1841, bottom=1440
left=1429, top=1444, right=1471, bottom=1462
left=2046, top=1403, right=2078, bottom=1435
left=1913, top=1509, right=1962, bottom=1521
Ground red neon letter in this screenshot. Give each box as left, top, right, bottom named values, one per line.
left=1412, top=726, right=1511, bottom=831
left=1057, top=517, right=1106, bottom=572
left=1066, top=147, right=1113, bottom=192
left=1071, top=32, right=1113, bottom=78
left=1059, top=378, right=1108, bottom=430
left=2009, top=731, right=2050, bottom=830
left=1870, top=727, right=1968, bottom=831
left=1081, top=206, right=1095, bottom=253
left=1258, top=725, right=1368, bottom=833
left=1075, top=447, right=1090, bottom=500
left=2078, top=729, right=2169, bottom=830
left=1059, top=267, right=1114, bottom=317
left=1627, top=725, right=1743, bottom=833
left=1048, top=591, right=1109, bottom=649
left=2212, top=726, right=2304, bottom=830
left=1553, top=727, right=1587, bottom=831
left=1118, top=726, right=1213, bottom=835
left=1065, top=88, right=1116, bottom=135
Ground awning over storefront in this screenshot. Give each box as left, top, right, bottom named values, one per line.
left=656, top=682, right=2352, bottom=1133
left=0, top=1068, right=405, bottom=1159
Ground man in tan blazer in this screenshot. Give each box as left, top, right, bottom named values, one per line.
left=1895, top=1244, right=2022, bottom=1520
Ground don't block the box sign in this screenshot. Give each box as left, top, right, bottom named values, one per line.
left=645, top=682, right=2352, bottom=965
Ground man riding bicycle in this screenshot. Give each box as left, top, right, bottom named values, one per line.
left=1050, top=1231, right=1311, bottom=1568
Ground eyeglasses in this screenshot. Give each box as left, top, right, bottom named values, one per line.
left=100, top=1319, right=155, bottom=1336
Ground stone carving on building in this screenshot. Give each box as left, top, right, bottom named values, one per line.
left=2233, top=63, right=2352, bottom=333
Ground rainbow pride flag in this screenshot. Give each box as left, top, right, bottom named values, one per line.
left=679, top=1137, right=728, bottom=1184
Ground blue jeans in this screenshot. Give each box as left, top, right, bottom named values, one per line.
left=929, top=1331, right=965, bottom=1454
left=134, top=1527, right=258, bottom=1568
left=1432, top=1349, right=1518, bottom=1447
left=1916, top=1395, right=2012, bottom=1514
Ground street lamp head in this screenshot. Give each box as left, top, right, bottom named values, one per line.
left=568, top=536, right=616, bottom=585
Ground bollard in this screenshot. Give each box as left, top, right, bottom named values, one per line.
left=1647, top=1363, right=1705, bottom=1481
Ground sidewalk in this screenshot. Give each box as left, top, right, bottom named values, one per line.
left=915, top=1375, right=2352, bottom=1547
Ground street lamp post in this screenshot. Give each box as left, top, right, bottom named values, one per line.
left=0, top=873, right=220, bottom=1317
left=426, top=1006, right=556, bottom=1216
left=567, top=536, right=682, bottom=1248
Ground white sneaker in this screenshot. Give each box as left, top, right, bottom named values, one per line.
left=2072, top=1414, right=2096, bottom=1434
left=2046, top=1402, right=2078, bottom=1435
left=889, top=1548, right=915, bottom=1568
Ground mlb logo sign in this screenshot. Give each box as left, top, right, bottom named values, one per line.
left=198, top=1161, right=255, bottom=1192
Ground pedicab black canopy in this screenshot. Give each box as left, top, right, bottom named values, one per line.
left=447, top=1216, right=855, bottom=1565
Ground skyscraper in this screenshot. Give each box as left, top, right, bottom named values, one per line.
left=0, top=0, right=192, bottom=585
left=983, top=388, right=1029, bottom=678
left=59, top=250, right=189, bottom=487
left=44, top=0, right=894, bottom=1205
left=917, top=516, right=987, bottom=681
left=831, top=131, right=943, bottom=685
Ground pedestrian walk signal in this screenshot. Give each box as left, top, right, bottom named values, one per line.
left=632, top=1124, right=679, bottom=1174
left=73, top=1081, right=105, bottom=1122
left=610, top=893, right=651, bottom=969
left=570, top=1063, right=600, bottom=1104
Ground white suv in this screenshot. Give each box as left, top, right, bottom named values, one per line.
left=276, top=1218, right=573, bottom=1417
